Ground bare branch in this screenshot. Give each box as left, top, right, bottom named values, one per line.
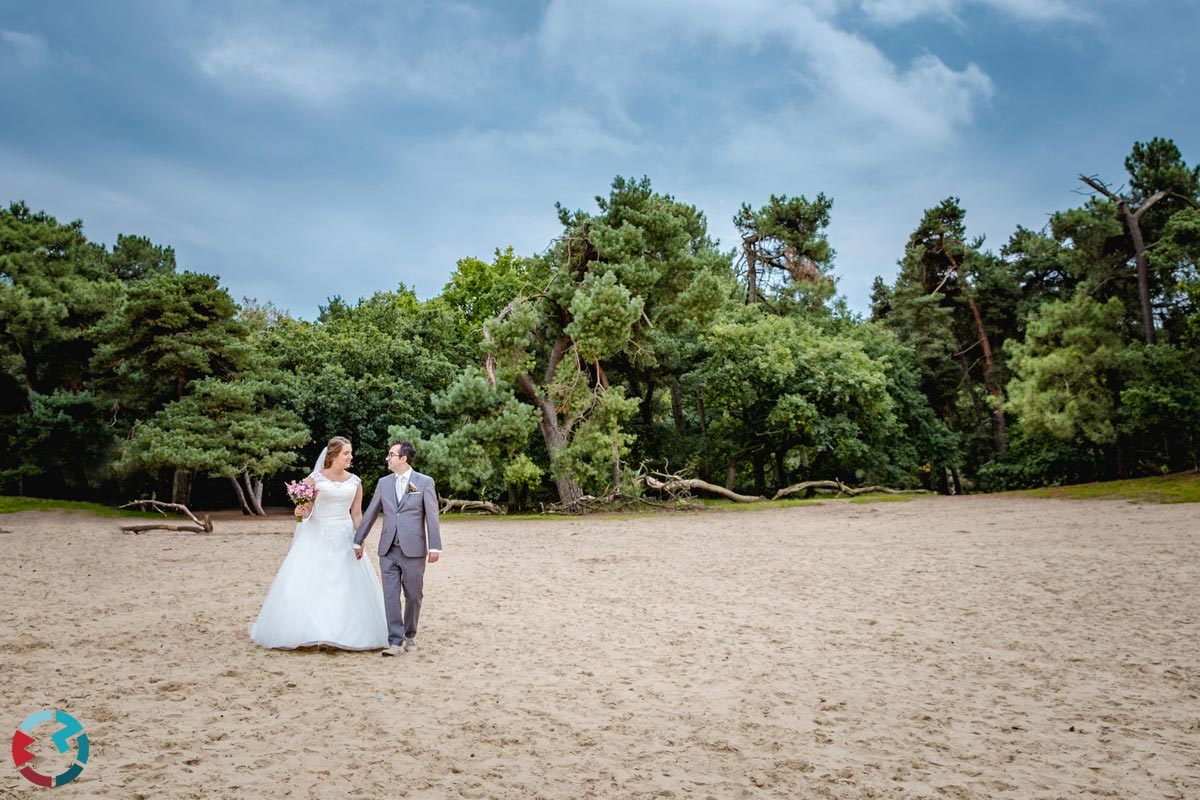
left=118, top=496, right=213, bottom=534
left=440, top=498, right=503, bottom=515
left=1132, top=189, right=1168, bottom=220
left=641, top=474, right=765, bottom=503
left=773, top=480, right=932, bottom=500
left=1078, top=174, right=1117, bottom=200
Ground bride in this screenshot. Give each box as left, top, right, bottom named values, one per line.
left=250, top=436, right=388, bottom=650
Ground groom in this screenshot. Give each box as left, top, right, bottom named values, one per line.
left=354, top=441, right=442, bottom=657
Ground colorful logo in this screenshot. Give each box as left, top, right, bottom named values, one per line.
left=12, top=709, right=89, bottom=787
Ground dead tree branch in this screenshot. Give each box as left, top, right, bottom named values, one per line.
left=772, top=480, right=932, bottom=500
left=118, top=499, right=213, bottom=533
left=440, top=498, right=503, bottom=515
left=640, top=474, right=765, bottom=503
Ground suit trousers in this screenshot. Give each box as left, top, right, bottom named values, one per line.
left=380, top=545, right=425, bottom=645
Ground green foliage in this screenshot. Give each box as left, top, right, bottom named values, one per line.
left=441, top=248, right=531, bottom=328
left=555, top=386, right=641, bottom=495
left=686, top=312, right=938, bottom=493
left=1119, top=343, right=1200, bottom=474
left=734, top=192, right=836, bottom=310
left=388, top=368, right=540, bottom=502
left=268, top=286, right=476, bottom=474
left=0, top=203, right=123, bottom=495
left=876, top=197, right=1018, bottom=473
left=1005, top=293, right=1126, bottom=445
left=487, top=176, right=735, bottom=501
left=108, top=233, right=176, bottom=282
left=0, top=202, right=116, bottom=397
left=566, top=272, right=644, bottom=362
left=6, top=136, right=1199, bottom=507
left=91, top=270, right=250, bottom=416
left=1, top=390, right=116, bottom=492
left=116, top=376, right=309, bottom=483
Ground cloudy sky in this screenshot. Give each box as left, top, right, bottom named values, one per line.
left=1, top=1, right=1195, bottom=318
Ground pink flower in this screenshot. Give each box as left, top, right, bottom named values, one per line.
left=285, top=480, right=319, bottom=520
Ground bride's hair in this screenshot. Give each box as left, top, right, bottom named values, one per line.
left=323, top=436, right=352, bottom=468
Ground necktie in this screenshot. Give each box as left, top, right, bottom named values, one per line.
left=397, top=475, right=408, bottom=504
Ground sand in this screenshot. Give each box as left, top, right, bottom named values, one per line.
left=2, top=495, right=1197, bottom=799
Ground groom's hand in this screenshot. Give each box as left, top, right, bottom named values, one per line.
left=353, top=544, right=364, bottom=560
left=427, top=551, right=440, bottom=563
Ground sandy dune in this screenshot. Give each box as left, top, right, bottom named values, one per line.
left=2, top=495, right=1197, bottom=798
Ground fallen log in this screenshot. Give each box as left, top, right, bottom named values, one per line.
left=773, top=480, right=932, bottom=500
left=641, top=475, right=765, bottom=503
left=440, top=498, right=503, bottom=515
left=119, top=522, right=212, bottom=534
left=118, top=499, right=214, bottom=533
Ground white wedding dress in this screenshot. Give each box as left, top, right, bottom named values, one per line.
left=249, top=473, right=388, bottom=650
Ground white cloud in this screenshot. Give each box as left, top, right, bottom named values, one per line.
left=198, top=31, right=367, bottom=104
left=538, top=0, right=993, bottom=145
left=435, top=109, right=637, bottom=162
left=1, top=29, right=50, bottom=68
left=194, top=16, right=499, bottom=107
left=862, top=0, right=1089, bottom=26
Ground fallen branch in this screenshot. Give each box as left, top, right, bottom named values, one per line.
left=773, top=480, right=932, bottom=500
left=440, top=498, right=503, bottom=515
left=641, top=475, right=765, bottom=503
left=118, top=499, right=213, bottom=533
left=119, top=522, right=213, bottom=534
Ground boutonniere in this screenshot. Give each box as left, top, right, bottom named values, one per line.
left=406, top=482, right=421, bottom=494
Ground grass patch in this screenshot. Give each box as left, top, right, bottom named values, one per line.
left=694, top=495, right=823, bottom=511
left=442, top=491, right=926, bottom=519
left=0, top=496, right=156, bottom=517
left=845, top=492, right=927, bottom=504
left=1015, top=471, right=1200, bottom=504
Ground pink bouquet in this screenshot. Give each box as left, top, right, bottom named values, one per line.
left=285, top=480, right=319, bottom=521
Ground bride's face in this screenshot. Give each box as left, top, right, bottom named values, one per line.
left=336, top=446, right=353, bottom=469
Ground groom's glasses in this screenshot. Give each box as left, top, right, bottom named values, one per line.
left=386, top=452, right=401, bottom=459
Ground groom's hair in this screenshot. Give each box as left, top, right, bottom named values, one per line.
left=391, top=440, right=417, bottom=465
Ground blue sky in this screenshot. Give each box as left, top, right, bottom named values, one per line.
left=2, top=1, right=1195, bottom=319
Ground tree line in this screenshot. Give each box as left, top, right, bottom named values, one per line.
left=2, top=138, right=1197, bottom=512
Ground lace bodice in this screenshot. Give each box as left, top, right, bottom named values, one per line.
left=309, top=473, right=361, bottom=522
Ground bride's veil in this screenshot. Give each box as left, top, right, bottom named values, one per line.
left=310, top=446, right=328, bottom=479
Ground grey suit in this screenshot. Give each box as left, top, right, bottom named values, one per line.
left=354, top=470, right=442, bottom=645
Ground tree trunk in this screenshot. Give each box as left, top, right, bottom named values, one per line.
left=950, top=467, right=964, bottom=496
left=611, top=440, right=621, bottom=494
left=552, top=471, right=583, bottom=506
left=640, top=381, right=655, bottom=426
left=172, top=467, right=192, bottom=505
left=670, top=377, right=686, bottom=434
left=744, top=239, right=759, bottom=304
left=242, top=471, right=265, bottom=516
left=229, top=476, right=253, bottom=515
left=774, top=449, right=787, bottom=493
left=725, top=460, right=737, bottom=490
left=528, top=384, right=583, bottom=504
left=1121, top=204, right=1157, bottom=345
left=752, top=452, right=766, bottom=497
left=964, top=294, right=1008, bottom=453
left=1078, top=176, right=1163, bottom=345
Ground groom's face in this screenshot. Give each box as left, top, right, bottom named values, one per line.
left=385, top=446, right=408, bottom=474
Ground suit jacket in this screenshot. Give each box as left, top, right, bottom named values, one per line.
left=354, top=470, right=442, bottom=557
